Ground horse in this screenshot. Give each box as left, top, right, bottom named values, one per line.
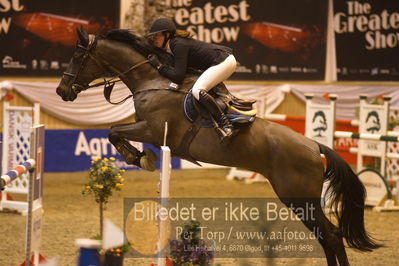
left=56, top=27, right=381, bottom=266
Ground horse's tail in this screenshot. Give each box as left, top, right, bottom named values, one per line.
left=318, top=143, right=383, bottom=251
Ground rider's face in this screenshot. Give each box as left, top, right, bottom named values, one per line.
left=151, top=32, right=165, bottom=48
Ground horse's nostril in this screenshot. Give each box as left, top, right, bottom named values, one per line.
left=56, top=87, right=63, bottom=96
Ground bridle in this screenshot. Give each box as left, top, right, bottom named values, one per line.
left=63, top=35, right=149, bottom=104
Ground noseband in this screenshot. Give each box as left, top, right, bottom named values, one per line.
left=63, top=35, right=149, bottom=104
left=62, top=47, right=91, bottom=94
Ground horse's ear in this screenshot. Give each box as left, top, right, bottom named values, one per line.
left=76, top=26, right=89, bottom=46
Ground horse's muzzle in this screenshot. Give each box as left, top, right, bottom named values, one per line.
left=56, top=86, right=77, bottom=101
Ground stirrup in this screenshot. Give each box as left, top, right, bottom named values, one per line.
left=211, top=117, right=233, bottom=141
left=215, top=127, right=232, bottom=142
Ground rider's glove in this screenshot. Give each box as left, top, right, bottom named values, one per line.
left=148, top=54, right=163, bottom=70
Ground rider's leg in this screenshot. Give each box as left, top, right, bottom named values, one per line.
left=198, top=90, right=233, bottom=139
left=192, top=55, right=237, bottom=139
left=192, top=55, right=236, bottom=99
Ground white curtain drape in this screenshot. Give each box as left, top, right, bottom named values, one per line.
left=0, top=81, right=287, bottom=125
left=289, top=84, right=399, bottom=120
left=1, top=80, right=398, bottom=124
left=0, top=81, right=135, bottom=125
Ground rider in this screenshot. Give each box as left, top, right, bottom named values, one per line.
left=145, top=17, right=237, bottom=141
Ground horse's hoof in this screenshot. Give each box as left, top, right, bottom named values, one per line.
left=124, top=153, right=136, bottom=165
left=140, top=148, right=158, bottom=171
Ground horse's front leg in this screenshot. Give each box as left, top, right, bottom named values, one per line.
left=108, top=121, right=157, bottom=171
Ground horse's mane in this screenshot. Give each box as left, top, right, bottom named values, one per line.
left=98, top=29, right=173, bottom=65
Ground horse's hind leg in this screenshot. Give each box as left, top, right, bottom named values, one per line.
left=108, top=121, right=157, bottom=171
left=286, top=197, right=349, bottom=266
left=322, top=214, right=349, bottom=266
left=268, top=159, right=350, bottom=266
left=307, top=203, right=349, bottom=266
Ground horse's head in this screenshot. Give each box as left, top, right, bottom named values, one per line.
left=56, top=27, right=105, bottom=101
left=56, top=28, right=174, bottom=102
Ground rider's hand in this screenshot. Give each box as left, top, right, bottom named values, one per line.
left=148, top=54, right=163, bottom=70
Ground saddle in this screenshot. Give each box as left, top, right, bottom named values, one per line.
left=174, top=82, right=256, bottom=165
left=183, top=83, right=257, bottom=126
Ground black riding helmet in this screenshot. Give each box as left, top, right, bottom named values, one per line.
left=146, top=18, right=176, bottom=37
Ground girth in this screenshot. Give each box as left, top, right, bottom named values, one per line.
left=173, top=118, right=203, bottom=166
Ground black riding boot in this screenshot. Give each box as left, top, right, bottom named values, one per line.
left=198, top=90, right=233, bottom=140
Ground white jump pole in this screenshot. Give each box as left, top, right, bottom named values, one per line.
left=357, top=95, right=391, bottom=174
left=1, top=125, right=45, bottom=266
left=304, top=93, right=337, bottom=210
left=0, top=160, right=36, bottom=194
left=157, top=122, right=171, bottom=266
left=25, top=125, right=45, bottom=266
left=305, top=93, right=337, bottom=149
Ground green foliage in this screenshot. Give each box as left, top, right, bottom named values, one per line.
left=82, top=157, right=129, bottom=255
left=82, top=157, right=125, bottom=205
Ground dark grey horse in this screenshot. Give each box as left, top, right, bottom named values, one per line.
left=56, top=28, right=381, bottom=266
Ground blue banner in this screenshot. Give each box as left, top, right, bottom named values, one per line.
left=43, top=129, right=181, bottom=172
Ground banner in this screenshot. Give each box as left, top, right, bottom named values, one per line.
left=172, top=0, right=328, bottom=80
left=0, top=0, right=119, bottom=76
left=334, top=0, right=399, bottom=80
left=43, top=130, right=181, bottom=172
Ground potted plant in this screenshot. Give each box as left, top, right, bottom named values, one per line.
left=102, top=244, right=130, bottom=266
left=169, top=221, right=214, bottom=266
left=82, top=156, right=128, bottom=265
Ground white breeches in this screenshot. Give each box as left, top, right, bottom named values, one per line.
left=192, top=54, right=237, bottom=100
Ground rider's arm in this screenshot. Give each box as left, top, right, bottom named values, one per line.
left=158, top=41, right=189, bottom=84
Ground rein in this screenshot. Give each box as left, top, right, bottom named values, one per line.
left=88, top=59, right=149, bottom=89
left=90, top=59, right=149, bottom=105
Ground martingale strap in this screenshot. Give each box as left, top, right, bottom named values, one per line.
left=103, top=81, right=133, bottom=105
